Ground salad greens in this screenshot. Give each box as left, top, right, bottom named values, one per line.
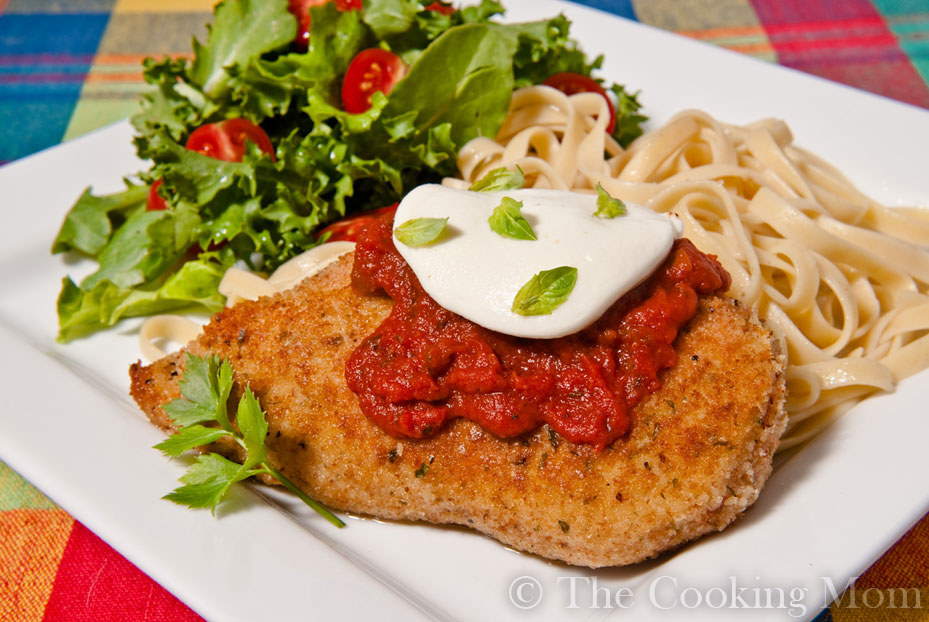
left=51, top=0, right=645, bottom=341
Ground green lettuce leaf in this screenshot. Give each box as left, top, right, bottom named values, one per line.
left=610, top=83, right=647, bottom=147
left=190, top=0, right=296, bottom=99
left=56, top=259, right=226, bottom=342
left=131, top=57, right=207, bottom=141
left=51, top=183, right=147, bottom=256
left=363, top=0, right=421, bottom=39
left=79, top=206, right=198, bottom=290
left=383, top=23, right=514, bottom=147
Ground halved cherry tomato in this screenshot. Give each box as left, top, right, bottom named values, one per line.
left=148, top=119, right=274, bottom=211
left=288, top=0, right=362, bottom=51
left=341, top=49, right=406, bottom=114
left=146, top=178, right=168, bottom=211
left=424, top=1, right=455, bottom=14
left=543, top=72, right=616, bottom=135
left=185, top=118, right=275, bottom=163
left=317, top=203, right=398, bottom=243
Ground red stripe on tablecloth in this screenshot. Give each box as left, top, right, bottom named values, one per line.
left=749, top=0, right=929, bottom=108
left=42, top=521, right=204, bottom=622
left=770, top=33, right=900, bottom=55
left=764, top=15, right=888, bottom=35
left=0, top=74, right=86, bottom=84
left=761, top=15, right=900, bottom=56
left=749, top=0, right=881, bottom=24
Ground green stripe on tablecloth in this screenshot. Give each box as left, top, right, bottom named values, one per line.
left=0, top=461, right=57, bottom=511
left=885, top=14, right=929, bottom=87
left=63, top=100, right=143, bottom=141
left=62, top=6, right=210, bottom=142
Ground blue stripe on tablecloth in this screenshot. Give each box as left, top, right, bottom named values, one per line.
left=564, top=0, right=639, bottom=21
left=0, top=14, right=111, bottom=55
left=812, top=606, right=833, bottom=621
left=0, top=13, right=111, bottom=162
left=0, top=57, right=97, bottom=74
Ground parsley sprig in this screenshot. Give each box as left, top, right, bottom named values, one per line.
left=156, top=353, right=344, bottom=527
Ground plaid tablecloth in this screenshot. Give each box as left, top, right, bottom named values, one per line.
left=2, top=1, right=928, bottom=620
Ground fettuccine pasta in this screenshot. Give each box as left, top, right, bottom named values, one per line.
left=454, top=85, right=929, bottom=449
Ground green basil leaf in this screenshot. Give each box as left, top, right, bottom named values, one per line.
left=394, top=217, right=448, bottom=247
left=512, top=266, right=578, bottom=316
left=488, top=196, right=536, bottom=240
left=594, top=182, right=626, bottom=218
left=470, top=165, right=524, bottom=192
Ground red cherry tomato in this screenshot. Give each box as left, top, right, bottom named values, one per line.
left=185, top=118, right=275, bottom=163
left=150, top=120, right=274, bottom=211
left=317, top=203, right=398, bottom=242
left=288, top=0, right=361, bottom=51
left=146, top=178, right=168, bottom=211
left=543, top=72, right=616, bottom=135
left=288, top=0, right=327, bottom=51
left=424, top=1, right=455, bottom=14
left=341, top=49, right=406, bottom=114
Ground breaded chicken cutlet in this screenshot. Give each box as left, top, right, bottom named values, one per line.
left=130, top=253, right=787, bottom=568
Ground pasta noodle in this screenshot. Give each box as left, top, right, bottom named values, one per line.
left=455, top=85, right=929, bottom=449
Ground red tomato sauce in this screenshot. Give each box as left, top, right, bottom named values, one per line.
left=345, top=213, right=731, bottom=449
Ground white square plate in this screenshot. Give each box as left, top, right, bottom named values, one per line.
left=2, top=2, right=928, bottom=620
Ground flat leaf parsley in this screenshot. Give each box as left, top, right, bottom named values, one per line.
left=156, top=353, right=344, bottom=527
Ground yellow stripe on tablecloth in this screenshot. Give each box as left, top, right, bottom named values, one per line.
left=830, top=512, right=929, bottom=620
left=114, top=0, right=219, bottom=13
left=831, top=589, right=929, bottom=620
left=0, top=509, right=74, bottom=622
left=632, top=0, right=776, bottom=61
